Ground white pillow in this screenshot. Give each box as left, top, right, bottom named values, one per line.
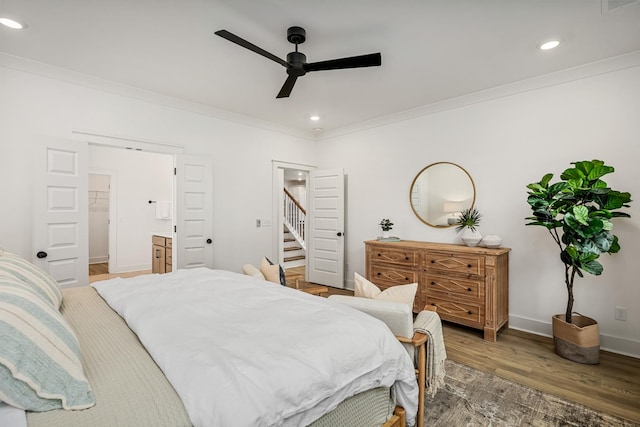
left=242, top=264, right=265, bottom=280
left=260, top=258, right=282, bottom=285
left=354, top=272, right=417, bottom=310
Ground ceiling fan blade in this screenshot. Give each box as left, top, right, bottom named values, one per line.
left=276, top=75, right=298, bottom=98
left=215, top=29, right=289, bottom=68
left=304, top=52, right=381, bottom=72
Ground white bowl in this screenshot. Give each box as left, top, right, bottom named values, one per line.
left=482, top=235, right=502, bottom=248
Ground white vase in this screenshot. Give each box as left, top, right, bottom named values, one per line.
left=461, top=228, right=482, bottom=246
left=382, top=230, right=390, bottom=239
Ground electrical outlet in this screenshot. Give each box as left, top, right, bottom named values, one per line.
left=615, top=306, right=627, bottom=321
left=255, top=219, right=261, bottom=227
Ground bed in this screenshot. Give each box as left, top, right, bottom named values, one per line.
left=0, top=255, right=418, bottom=427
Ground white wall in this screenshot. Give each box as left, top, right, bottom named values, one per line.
left=0, top=60, right=316, bottom=275
left=315, top=57, right=640, bottom=357
left=1, top=53, right=638, bottom=357
left=90, top=147, right=173, bottom=272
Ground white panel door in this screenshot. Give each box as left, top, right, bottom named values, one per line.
left=307, top=168, right=345, bottom=288
left=33, top=140, right=89, bottom=287
left=176, top=155, right=213, bottom=269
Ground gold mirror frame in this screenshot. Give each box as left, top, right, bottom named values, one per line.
left=409, top=162, right=476, bottom=228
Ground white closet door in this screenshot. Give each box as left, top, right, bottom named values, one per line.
left=175, top=155, right=214, bottom=269
left=33, top=140, right=89, bottom=287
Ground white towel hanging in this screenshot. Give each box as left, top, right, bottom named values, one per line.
left=155, top=201, right=172, bottom=220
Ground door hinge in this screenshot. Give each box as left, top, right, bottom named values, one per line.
left=174, top=167, right=177, bottom=175
left=174, top=225, right=177, bottom=233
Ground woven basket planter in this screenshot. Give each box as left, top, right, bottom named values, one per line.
left=552, top=314, right=600, bottom=364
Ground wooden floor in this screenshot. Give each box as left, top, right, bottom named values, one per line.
left=90, top=265, right=639, bottom=422
left=286, top=266, right=640, bottom=423
left=88, top=263, right=150, bottom=283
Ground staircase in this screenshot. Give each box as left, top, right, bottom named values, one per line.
left=282, top=189, right=306, bottom=269
left=283, top=227, right=305, bottom=268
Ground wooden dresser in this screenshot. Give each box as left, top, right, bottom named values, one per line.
left=152, top=234, right=172, bottom=274
left=365, top=240, right=510, bottom=341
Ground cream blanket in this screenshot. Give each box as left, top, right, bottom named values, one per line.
left=413, top=310, right=447, bottom=397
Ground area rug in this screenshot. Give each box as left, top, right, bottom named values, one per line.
left=424, top=360, right=637, bottom=426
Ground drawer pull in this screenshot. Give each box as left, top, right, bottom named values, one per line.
left=405, top=277, right=409, bottom=281
left=467, top=287, right=472, bottom=291
left=468, top=310, right=473, bottom=314
left=405, top=256, right=409, bottom=260
left=377, top=253, right=381, bottom=256
left=467, top=264, right=472, bottom=268
left=431, top=281, right=435, bottom=285
left=431, top=260, right=435, bottom=263
left=377, top=272, right=381, bottom=276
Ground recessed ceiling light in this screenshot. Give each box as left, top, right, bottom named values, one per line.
left=0, top=17, right=26, bottom=30
left=313, top=128, right=323, bottom=132
left=539, top=40, right=560, bottom=50
left=310, top=115, right=320, bottom=121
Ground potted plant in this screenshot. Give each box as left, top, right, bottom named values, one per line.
left=455, top=208, right=482, bottom=246
left=379, top=218, right=393, bottom=239
left=525, top=160, right=632, bottom=364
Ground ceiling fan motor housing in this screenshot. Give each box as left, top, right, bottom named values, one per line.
left=286, top=51, right=307, bottom=76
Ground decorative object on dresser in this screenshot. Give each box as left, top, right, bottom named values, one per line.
left=152, top=234, right=172, bottom=273
left=455, top=207, right=483, bottom=247
left=480, top=234, right=502, bottom=248
left=378, top=218, right=394, bottom=239
left=365, top=240, right=510, bottom=341
left=525, top=159, right=632, bottom=364
left=409, top=162, right=476, bottom=228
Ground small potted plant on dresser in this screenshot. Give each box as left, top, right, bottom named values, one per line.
left=525, top=160, right=632, bottom=364
left=455, top=208, right=483, bottom=246
left=378, top=218, right=394, bottom=239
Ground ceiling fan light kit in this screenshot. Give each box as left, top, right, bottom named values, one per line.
left=215, top=26, right=382, bottom=98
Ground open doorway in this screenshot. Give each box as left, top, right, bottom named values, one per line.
left=88, top=173, right=111, bottom=276
left=88, top=145, right=174, bottom=278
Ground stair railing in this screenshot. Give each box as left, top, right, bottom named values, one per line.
left=283, top=188, right=306, bottom=250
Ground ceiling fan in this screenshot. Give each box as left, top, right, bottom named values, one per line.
left=214, top=26, right=382, bottom=98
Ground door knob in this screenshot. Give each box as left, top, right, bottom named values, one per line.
left=336, top=232, right=343, bottom=237
left=206, top=238, right=212, bottom=244
left=36, top=251, right=48, bottom=259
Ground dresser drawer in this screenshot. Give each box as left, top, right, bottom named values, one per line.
left=423, top=273, right=484, bottom=301
left=370, top=247, right=418, bottom=267
left=423, top=251, right=485, bottom=277
left=425, top=296, right=484, bottom=328
left=370, top=265, right=418, bottom=287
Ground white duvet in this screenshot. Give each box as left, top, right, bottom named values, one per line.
left=92, top=268, right=418, bottom=427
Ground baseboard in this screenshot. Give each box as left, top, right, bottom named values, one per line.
left=509, top=315, right=640, bottom=359
left=110, top=263, right=150, bottom=274
left=89, top=257, right=108, bottom=264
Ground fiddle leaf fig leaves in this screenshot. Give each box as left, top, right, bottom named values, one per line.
left=525, top=160, right=632, bottom=323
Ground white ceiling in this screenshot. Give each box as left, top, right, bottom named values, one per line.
left=1, top=0, right=640, bottom=137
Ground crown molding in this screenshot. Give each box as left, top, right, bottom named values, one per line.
left=0, top=52, right=315, bottom=141
left=319, top=50, right=640, bottom=141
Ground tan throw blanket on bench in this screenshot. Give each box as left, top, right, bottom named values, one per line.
left=413, top=310, right=447, bottom=397
left=27, top=287, right=192, bottom=427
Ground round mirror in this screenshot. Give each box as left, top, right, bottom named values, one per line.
left=409, top=162, right=476, bottom=228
